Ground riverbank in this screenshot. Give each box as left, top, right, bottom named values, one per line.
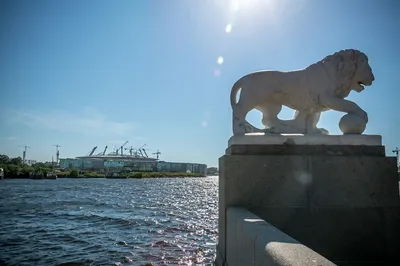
left=60, top=171, right=206, bottom=178
left=1, top=171, right=206, bottom=179
left=0, top=155, right=207, bottom=179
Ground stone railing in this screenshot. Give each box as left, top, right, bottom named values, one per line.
left=222, top=207, right=336, bottom=266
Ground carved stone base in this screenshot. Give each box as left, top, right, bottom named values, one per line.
left=217, top=143, right=400, bottom=265
left=228, top=134, right=382, bottom=147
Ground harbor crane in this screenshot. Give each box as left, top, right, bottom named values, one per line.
left=393, top=147, right=400, bottom=168
left=139, top=144, right=147, bottom=150
left=153, top=149, right=161, bottom=159
left=53, top=144, right=61, bottom=164
left=142, top=148, right=149, bottom=157
left=137, top=144, right=147, bottom=157
left=138, top=149, right=144, bottom=157
left=97, top=146, right=108, bottom=155
left=18, top=145, right=30, bottom=164
left=88, top=146, right=97, bottom=156
left=124, top=146, right=135, bottom=156
left=119, top=141, right=128, bottom=155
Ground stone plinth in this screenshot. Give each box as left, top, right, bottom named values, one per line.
left=228, top=134, right=382, bottom=146
left=216, top=136, right=400, bottom=265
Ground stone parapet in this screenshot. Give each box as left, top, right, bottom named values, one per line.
left=216, top=143, right=400, bottom=265
left=225, top=207, right=336, bottom=266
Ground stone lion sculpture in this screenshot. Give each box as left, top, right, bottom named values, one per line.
left=230, top=49, right=375, bottom=135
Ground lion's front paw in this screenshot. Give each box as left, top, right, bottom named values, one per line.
left=318, top=128, right=329, bottom=135
left=263, top=127, right=281, bottom=134
left=357, top=110, right=368, bottom=123
left=309, top=128, right=329, bottom=135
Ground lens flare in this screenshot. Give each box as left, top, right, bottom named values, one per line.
left=217, top=56, right=224, bottom=65
left=230, top=0, right=240, bottom=12
left=225, top=24, right=232, bottom=33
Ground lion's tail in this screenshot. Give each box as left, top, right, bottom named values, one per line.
left=230, top=78, right=243, bottom=108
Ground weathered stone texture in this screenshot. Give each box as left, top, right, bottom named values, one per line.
left=216, top=145, right=400, bottom=265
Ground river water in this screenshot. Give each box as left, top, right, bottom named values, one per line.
left=0, top=177, right=219, bottom=266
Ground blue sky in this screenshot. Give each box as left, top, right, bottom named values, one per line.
left=0, top=0, right=399, bottom=167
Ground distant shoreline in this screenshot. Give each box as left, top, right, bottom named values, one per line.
left=2, top=171, right=209, bottom=179
left=1, top=155, right=214, bottom=180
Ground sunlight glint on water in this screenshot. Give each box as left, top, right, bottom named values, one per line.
left=0, top=177, right=219, bottom=266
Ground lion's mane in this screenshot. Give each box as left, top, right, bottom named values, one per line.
left=314, top=49, right=364, bottom=98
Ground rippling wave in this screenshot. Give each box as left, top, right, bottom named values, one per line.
left=0, top=177, right=218, bottom=265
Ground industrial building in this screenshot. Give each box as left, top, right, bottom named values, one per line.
left=206, top=167, right=218, bottom=175
left=59, top=157, right=206, bottom=174
left=156, top=161, right=207, bottom=174
left=59, top=156, right=157, bottom=172
left=59, top=143, right=207, bottom=175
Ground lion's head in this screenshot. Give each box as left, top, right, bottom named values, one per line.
left=351, top=51, right=375, bottom=92
left=321, top=49, right=375, bottom=97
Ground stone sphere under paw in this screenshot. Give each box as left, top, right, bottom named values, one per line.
left=339, top=113, right=367, bottom=134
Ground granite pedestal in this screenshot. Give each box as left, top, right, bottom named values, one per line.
left=216, top=135, right=400, bottom=265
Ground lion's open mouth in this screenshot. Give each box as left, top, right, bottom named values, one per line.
left=358, top=80, right=372, bottom=87
left=357, top=81, right=372, bottom=90
left=356, top=81, right=368, bottom=92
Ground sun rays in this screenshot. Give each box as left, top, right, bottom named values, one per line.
left=213, top=0, right=277, bottom=77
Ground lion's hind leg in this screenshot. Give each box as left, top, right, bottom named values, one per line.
left=258, top=103, right=302, bottom=134
left=232, top=106, right=246, bottom=135
left=232, top=103, right=264, bottom=135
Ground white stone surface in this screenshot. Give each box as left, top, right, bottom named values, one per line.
left=228, top=134, right=382, bottom=146
left=339, top=113, right=367, bottom=134
left=225, top=207, right=336, bottom=266
left=230, top=49, right=375, bottom=136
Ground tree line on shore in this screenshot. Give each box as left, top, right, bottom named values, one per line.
left=0, top=154, right=206, bottom=178
left=0, top=154, right=54, bottom=178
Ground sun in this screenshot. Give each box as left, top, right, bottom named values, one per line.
left=225, top=0, right=279, bottom=27
left=230, top=0, right=259, bottom=12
